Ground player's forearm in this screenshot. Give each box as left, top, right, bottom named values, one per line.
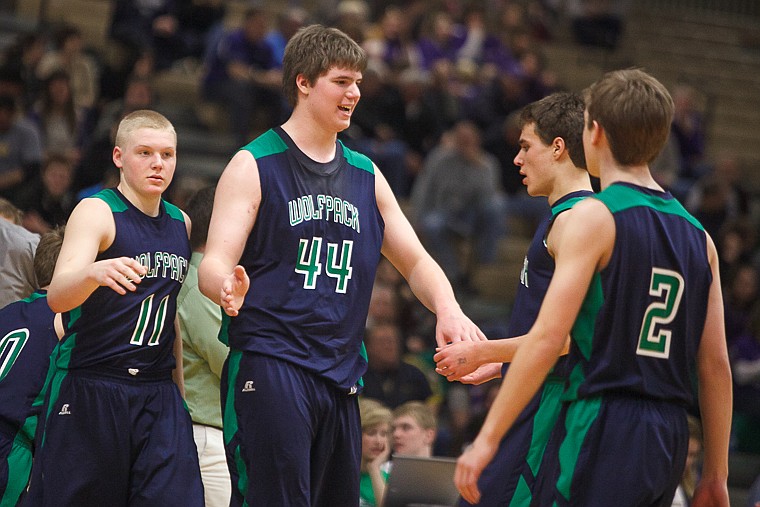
left=197, top=255, right=231, bottom=306
left=48, top=269, right=100, bottom=313
left=406, top=256, right=459, bottom=316
left=697, top=355, right=732, bottom=482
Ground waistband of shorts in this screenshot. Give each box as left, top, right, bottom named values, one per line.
left=66, top=365, right=174, bottom=383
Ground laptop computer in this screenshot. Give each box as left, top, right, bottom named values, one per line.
left=382, top=455, right=461, bottom=507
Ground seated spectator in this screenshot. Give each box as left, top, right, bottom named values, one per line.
left=0, top=198, right=39, bottom=308
left=0, top=32, right=47, bottom=110
left=109, top=0, right=190, bottom=71
left=265, top=7, right=309, bottom=67
left=363, top=5, right=422, bottom=76
left=729, top=303, right=760, bottom=454
left=0, top=94, right=44, bottom=201
left=416, top=10, right=463, bottom=71
left=362, top=321, right=433, bottom=409
left=410, top=120, right=507, bottom=292
left=390, top=401, right=437, bottom=458
left=28, top=70, right=86, bottom=164
left=36, top=24, right=100, bottom=115
left=671, top=83, right=708, bottom=189
left=671, top=415, right=703, bottom=506
left=15, top=153, right=76, bottom=234
left=359, top=397, right=392, bottom=507
left=177, top=0, right=227, bottom=62
left=201, top=6, right=284, bottom=144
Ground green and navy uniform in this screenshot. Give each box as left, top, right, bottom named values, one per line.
left=0, top=292, right=57, bottom=507
left=26, top=188, right=202, bottom=507
left=459, top=191, right=593, bottom=507
left=220, top=127, right=385, bottom=506
left=538, top=183, right=711, bottom=506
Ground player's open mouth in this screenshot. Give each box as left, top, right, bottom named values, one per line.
left=338, top=105, right=352, bottom=112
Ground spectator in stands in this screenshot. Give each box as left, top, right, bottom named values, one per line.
left=0, top=93, right=44, bottom=201
left=671, top=84, right=708, bottom=185
left=729, top=303, right=760, bottom=454
left=363, top=321, right=434, bottom=409
left=265, top=6, right=309, bottom=67
left=178, top=0, right=227, bottom=62
left=0, top=198, right=39, bottom=308
left=363, top=5, right=421, bottom=76
left=28, top=70, right=86, bottom=164
left=342, top=62, right=411, bottom=197
left=177, top=185, right=231, bottom=507
left=201, top=6, right=284, bottom=144
left=671, top=415, right=703, bottom=507
left=456, top=5, right=520, bottom=76
left=0, top=32, right=47, bottom=110
left=15, top=153, right=76, bottom=234
left=416, top=10, right=463, bottom=71
left=36, top=24, right=100, bottom=115
left=333, top=0, right=371, bottom=44
left=724, top=264, right=759, bottom=347
left=410, top=120, right=507, bottom=293
left=396, top=67, right=447, bottom=180
left=109, top=0, right=190, bottom=71
left=390, top=401, right=437, bottom=458
left=359, top=397, right=392, bottom=507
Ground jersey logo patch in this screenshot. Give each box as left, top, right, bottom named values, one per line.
left=241, top=380, right=256, bottom=392
left=58, top=403, right=71, bottom=415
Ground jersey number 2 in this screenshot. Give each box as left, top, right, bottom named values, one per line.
left=637, top=268, right=684, bottom=359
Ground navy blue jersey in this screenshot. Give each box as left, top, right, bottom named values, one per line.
left=55, top=188, right=190, bottom=375
left=503, top=190, right=593, bottom=380
left=0, top=291, right=57, bottom=442
left=565, top=183, right=711, bottom=405
left=222, top=128, right=385, bottom=390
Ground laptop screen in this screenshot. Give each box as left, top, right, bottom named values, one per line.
left=382, top=455, right=460, bottom=507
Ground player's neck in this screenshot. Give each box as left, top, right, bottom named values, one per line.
left=117, top=183, right=162, bottom=217
left=600, top=163, right=662, bottom=192
left=547, top=166, right=593, bottom=205
left=281, top=115, right=338, bottom=163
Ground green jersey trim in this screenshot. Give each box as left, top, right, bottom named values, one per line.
left=93, top=188, right=128, bottom=213
left=243, top=129, right=288, bottom=159
left=594, top=184, right=704, bottom=231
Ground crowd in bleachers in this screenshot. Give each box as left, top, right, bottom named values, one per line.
left=1, top=0, right=759, bottom=476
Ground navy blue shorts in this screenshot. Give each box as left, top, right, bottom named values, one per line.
left=459, top=377, right=564, bottom=507
left=25, top=368, right=203, bottom=507
left=222, top=351, right=361, bottom=507
left=534, top=395, right=688, bottom=507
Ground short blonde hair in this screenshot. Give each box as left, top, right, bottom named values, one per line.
left=393, top=401, right=436, bottom=431
left=359, top=397, right=392, bottom=432
left=115, top=109, right=176, bottom=148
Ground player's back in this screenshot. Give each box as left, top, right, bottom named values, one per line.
left=0, top=291, right=58, bottom=441
left=566, top=182, right=711, bottom=405
left=55, top=188, right=190, bottom=376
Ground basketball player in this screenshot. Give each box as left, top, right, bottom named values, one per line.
left=435, top=91, right=593, bottom=506
left=198, top=24, right=485, bottom=506
left=0, top=227, right=63, bottom=506
left=455, top=69, right=731, bottom=507
left=27, top=110, right=203, bottom=506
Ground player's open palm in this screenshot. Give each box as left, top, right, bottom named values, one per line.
left=221, top=265, right=249, bottom=317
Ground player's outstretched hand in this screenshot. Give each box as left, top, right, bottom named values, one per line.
left=458, top=362, right=502, bottom=385
left=691, top=478, right=729, bottom=507
left=92, top=257, right=147, bottom=295
left=433, top=341, right=483, bottom=381
left=455, top=439, right=496, bottom=505
left=221, top=265, right=250, bottom=317
left=435, top=309, right=487, bottom=348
